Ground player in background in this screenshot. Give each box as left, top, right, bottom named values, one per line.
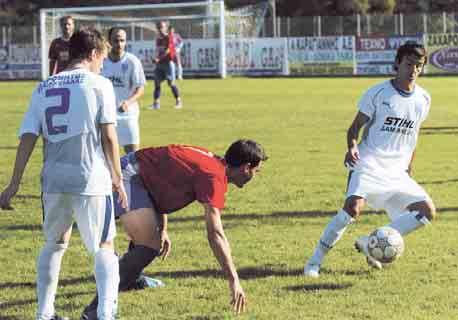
left=0, top=28, right=128, bottom=320
left=102, top=27, right=146, bottom=154
left=48, top=16, right=74, bottom=76
left=304, top=42, right=436, bottom=278
left=81, top=140, right=268, bottom=318
left=150, top=21, right=182, bottom=110
left=169, top=26, right=184, bottom=80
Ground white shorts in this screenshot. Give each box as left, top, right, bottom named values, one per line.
left=116, top=117, right=140, bottom=146
left=346, top=170, right=432, bottom=221
left=41, top=193, right=116, bottom=255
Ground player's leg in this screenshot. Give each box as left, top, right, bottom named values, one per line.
left=167, top=62, right=182, bottom=108
left=304, top=195, right=362, bottom=277
left=384, top=176, right=436, bottom=235
left=74, top=194, right=119, bottom=320
left=37, top=193, right=73, bottom=320
left=176, top=52, right=183, bottom=80
left=116, top=118, right=139, bottom=155
left=151, top=66, right=164, bottom=110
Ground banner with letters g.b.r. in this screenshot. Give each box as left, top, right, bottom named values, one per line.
left=425, top=33, right=458, bottom=74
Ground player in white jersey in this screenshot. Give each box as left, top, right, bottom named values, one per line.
left=0, top=28, right=128, bottom=320
left=304, top=42, right=436, bottom=278
left=102, top=27, right=146, bottom=154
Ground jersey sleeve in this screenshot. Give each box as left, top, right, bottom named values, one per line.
left=48, top=39, right=57, bottom=60
left=19, top=89, right=42, bottom=138
left=98, top=79, right=117, bottom=124
left=194, top=174, right=226, bottom=209
left=131, top=57, right=146, bottom=88
left=357, top=87, right=378, bottom=119
left=420, top=92, right=431, bottom=123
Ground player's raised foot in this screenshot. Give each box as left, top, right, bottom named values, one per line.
left=174, top=99, right=182, bottom=109
left=355, top=236, right=383, bottom=270
left=303, top=262, right=320, bottom=278
left=149, top=102, right=160, bottom=110
left=133, top=275, right=165, bottom=290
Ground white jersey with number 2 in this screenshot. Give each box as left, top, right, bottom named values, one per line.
left=354, top=79, right=431, bottom=176
left=19, top=68, right=117, bottom=195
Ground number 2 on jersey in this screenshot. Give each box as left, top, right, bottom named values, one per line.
left=45, top=88, right=70, bottom=135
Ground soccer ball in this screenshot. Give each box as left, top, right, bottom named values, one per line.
left=367, top=226, right=405, bottom=264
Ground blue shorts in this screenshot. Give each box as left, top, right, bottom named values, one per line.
left=113, top=153, right=156, bottom=218
left=154, top=62, right=176, bottom=82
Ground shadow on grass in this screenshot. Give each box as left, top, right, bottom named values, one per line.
left=0, top=276, right=93, bottom=290
left=419, top=178, right=458, bottom=185
left=0, top=290, right=91, bottom=310
left=421, top=126, right=458, bottom=135
left=147, top=265, right=304, bottom=280
left=285, top=282, right=353, bottom=292
left=0, top=146, right=17, bottom=150
left=1, top=224, right=41, bottom=231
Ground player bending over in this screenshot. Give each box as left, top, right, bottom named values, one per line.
left=82, top=139, right=268, bottom=319
left=304, top=41, right=436, bottom=277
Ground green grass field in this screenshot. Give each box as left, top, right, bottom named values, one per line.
left=0, top=77, right=457, bottom=320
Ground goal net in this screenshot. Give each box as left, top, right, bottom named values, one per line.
left=39, top=1, right=226, bottom=80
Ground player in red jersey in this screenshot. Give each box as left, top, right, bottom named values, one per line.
left=150, top=21, right=182, bottom=110
left=82, top=140, right=267, bottom=318
left=48, top=16, right=74, bottom=75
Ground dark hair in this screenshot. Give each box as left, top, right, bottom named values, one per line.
left=59, top=15, right=73, bottom=26
left=107, top=27, right=126, bottom=41
left=69, top=28, right=107, bottom=61
left=156, top=21, right=167, bottom=30
left=394, top=41, right=428, bottom=71
left=224, top=139, right=268, bottom=168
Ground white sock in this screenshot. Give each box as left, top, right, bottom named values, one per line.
left=388, top=210, right=431, bottom=236
left=308, top=209, right=354, bottom=265
left=95, top=248, right=120, bottom=320
left=36, top=242, right=67, bottom=320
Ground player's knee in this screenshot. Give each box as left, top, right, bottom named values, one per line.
left=343, top=197, right=364, bottom=218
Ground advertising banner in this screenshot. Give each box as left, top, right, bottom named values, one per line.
left=355, top=35, right=423, bottom=75
left=425, top=33, right=458, bottom=74
left=288, top=36, right=355, bottom=75
left=226, top=38, right=288, bottom=76
left=0, top=44, right=41, bottom=80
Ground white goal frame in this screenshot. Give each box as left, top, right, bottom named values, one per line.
left=39, top=1, right=227, bottom=80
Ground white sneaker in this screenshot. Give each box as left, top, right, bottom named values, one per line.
left=175, top=100, right=182, bottom=109
left=304, top=262, right=320, bottom=278
left=355, top=236, right=383, bottom=270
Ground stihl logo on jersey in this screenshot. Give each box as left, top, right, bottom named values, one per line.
left=107, top=76, right=124, bottom=87
left=381, top=117, right=415, bottom=135
left=383, top=117, right=415, bottom=128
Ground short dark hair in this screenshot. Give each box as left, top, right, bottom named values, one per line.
left=224, top=139, right=268, bottom=168
left=394, top=41, right=428, bottom=71
left=107, top=27, right=126, bottom=41
left=69, top=28, right=107, bottom=61
left=60, top=15, right=73, bottom=26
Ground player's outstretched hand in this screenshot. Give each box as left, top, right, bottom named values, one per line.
left=344, top=146, right=360, bottom=168
left=230, top=280, right=247, bottom=314
left=0, top=183, right=19, bottom=210
left=159, top=230, right=171, bottom=260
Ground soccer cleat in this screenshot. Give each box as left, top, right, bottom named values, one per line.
left=303, top=262, right=320, bottom=278
left=174, top=100, right=182, bottom=109
left=133, top=275, right=165, bottom=290
left=355, top=236, right=383, bottom=270
left=149, top=102, right=160, bottom=110
left=80, top=306, right=97, bottom=320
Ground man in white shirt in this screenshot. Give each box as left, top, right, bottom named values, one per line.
left=0, top=28, right=128, bottom=320
left=304, top=41, right=436, bottom=277
left=102, top=27, right=146, bottom=154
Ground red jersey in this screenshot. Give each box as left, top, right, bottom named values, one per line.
left=48, top=37, right=71, bottom=74
left=135, top=145, right=228, bottom=214
left=156, top=35, right=172, bottom=64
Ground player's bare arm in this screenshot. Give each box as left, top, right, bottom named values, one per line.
left=203, top=203, right=246, bottom=314
left=0, top=133, right=38, bottom=210
left=120, top=86, right=144, bottom=112
left=101, top=123, right=128, bottom=209
left=345, top=111, right=370, bottom=167
left=158, top=213, right=171, bottom=260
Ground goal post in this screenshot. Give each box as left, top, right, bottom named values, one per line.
left=39, top=1, right=227, bottom=80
